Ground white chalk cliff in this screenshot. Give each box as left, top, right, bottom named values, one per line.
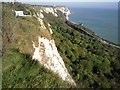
left=41, top=6, right=71, bottom=20
left=35, top=6, right=70, bottom=31
left=32, top=37, right=76, bottom=86
left=37, top=12, right=46, bottom=29
left=32, top=6, right=75, bottom=85
left=55, top=6, right=71, bottom=20
left=41, top=7, right=58, bottom=17
left=48, top=23, right=53, bottom=34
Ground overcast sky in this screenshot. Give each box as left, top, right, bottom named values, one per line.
left=1, top=0, right=119, bottom=2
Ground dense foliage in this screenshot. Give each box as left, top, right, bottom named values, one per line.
left=45, top=13, right=120, bottom=88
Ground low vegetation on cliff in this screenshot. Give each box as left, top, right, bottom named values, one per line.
left=2, top=2, right=120, bottom=88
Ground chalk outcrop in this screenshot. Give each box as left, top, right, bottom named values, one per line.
left=35, top=6, right=70, bottom=30
left=31, top=6, right=75, bottom=85
left=37, top=12, right=46, bottom=29
left=55, top=6, right=71, bottom=20
left=32, top=37, right=76, bottom=86
left=41, top=6, right=71, bottom=20
left=48, top=23, right=53, bottom=34
left=41, top=7, right=58, bottom=17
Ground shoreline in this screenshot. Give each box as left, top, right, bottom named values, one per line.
left=66, top=20, right=120, bottom=49
left=67, top=9, right=120, bottom=49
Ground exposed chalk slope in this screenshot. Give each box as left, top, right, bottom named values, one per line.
left=32, top=36, right=76, bottom=86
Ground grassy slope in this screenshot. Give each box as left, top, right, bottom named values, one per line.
left=2, top=3, right=51, bottom=55
left=3, top=48, right=70, bottom=88
left=2, top=3, right=71, bottom=88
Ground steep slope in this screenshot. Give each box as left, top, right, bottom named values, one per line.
left=2, top=2, right=76, bottom=88
left=31, top=5, right=76, bottom=85
left=42, top=4, right=120, bottom=88
left=2, top=2, right=120, bottom=88
left=32, top=37, right=76, bottom=85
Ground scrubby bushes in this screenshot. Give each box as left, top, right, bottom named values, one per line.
left=50, top=18, right=120, bottom=88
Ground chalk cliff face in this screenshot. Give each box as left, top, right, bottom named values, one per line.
left=32, top=37, right=76, bottom=86
left=35, top=6, right=71, bottom=34
left=32, top=6, right=75, bottom=85
left=41, top=6, right=71, bottom=20
left=55, top=6, right=71, bottom=20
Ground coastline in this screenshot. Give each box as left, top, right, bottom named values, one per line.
left=67, top=20, right=120, bottom=49
left=68, top=7, right=118, bottom=46
left=67, top=8, right=120, bottom=49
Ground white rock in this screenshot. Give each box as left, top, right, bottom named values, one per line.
left=55, top=7, right=71, bottom=20
left=37, top=12, right=46, bottom=29
left=49, top=28, right=53, bottom=34
left=39, top=13, right=44, bottom=18
left=32, top=37, right=76, bottom=86
left=40, top=6, right=70, bottom=19
left=38, top=18, right=46, bottom=29
left=42, top=7, right=58, bottom=17
left=40, top=9, right=43, bottom=13
left=37, top=12, right=44, bottom=19
left=48, top=23, right=51, bottom=27
left=48, top=23, right=53, bottom=34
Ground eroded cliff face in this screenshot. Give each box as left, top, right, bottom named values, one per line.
left=55, top=6, right=71, bottom=20
left=41, top=6, right=71, bottom=20
left=32, top=37, right=76, bottom=86
left=33, top=6, right=71, bottom=35
left=31, top=6, right=76, bottom=85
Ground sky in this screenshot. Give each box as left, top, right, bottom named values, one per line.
left=1, top=0, right=118, bottom=9
left=1, top=0, right=119, bottom=2
left=23, top=2, right=117, bottom=9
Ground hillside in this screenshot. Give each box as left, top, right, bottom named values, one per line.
left=2, top=2, right=120, bottom=88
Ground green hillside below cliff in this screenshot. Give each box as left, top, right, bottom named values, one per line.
left=2, top=2, right=120, bottom=88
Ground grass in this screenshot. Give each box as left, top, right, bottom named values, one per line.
left=3, top=48, right=71, bottom=88
left=2, top=3, right=72, bottom=88
left=2, top=2, right=52, bottom=55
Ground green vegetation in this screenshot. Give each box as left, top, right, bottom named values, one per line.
left=45, top=12, right=120, bottom=88
left=2, top=2, right=120, bottom=88
left=2, top=2, right=51, bottom=55
left=2, top=3, right=71, bottom=88
left=3, top=48, right=71, bottom=88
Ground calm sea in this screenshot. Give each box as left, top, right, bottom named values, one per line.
left=68, top=7, right=118, bottom=44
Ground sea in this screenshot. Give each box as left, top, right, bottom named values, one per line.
left=68, top=7, right=118, bottom=44
left=24, top=2, right=119, bottom=44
